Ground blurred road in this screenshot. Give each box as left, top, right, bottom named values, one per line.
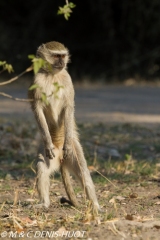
left=0, top=84, right=160, bottom=124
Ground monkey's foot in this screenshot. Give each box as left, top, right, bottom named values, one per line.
left=93, top=203, right=103, bottom=213
left=34, top=203, right=50, bottom=209
left=26, top=203, right=48, bottom=209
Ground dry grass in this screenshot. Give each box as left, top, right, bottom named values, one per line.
left=0, top=119, right=160, bottom=239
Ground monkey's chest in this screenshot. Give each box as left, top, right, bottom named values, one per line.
left=44, top=83, right=64, bottom=106
left=44, top=94, right=65, bottom=124
left=51, top=101, right=63, bottom=118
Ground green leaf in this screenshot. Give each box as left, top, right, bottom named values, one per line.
left=0, top=61, right=14, bottom=73
left=69, top=2, right=76, bottom=8
left=33, top=62, right=39, bottom=74
left=28, top=55, right=46, bottom=74
left=45, top=62, right=53, bottom=73
left=0, top=61, right=6, bottom=66
left=29, top=84, right=40, bottom=90
left=41, top=92, right=49, bottom=105
left=57, top=2, right=76, bottom=19
left=33, top=58, right=45, bottom=74
left=125, top=154, right=132, bottom=161
left=28, top=54, right=35, bottom=60
left=4, top=64, right=14, bottom=73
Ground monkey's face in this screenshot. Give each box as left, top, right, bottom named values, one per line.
left=50, top=53, right=67, bottom=73
left=37, top=42, right=69, bottom=74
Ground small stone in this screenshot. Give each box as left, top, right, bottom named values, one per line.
left=5, top=173, right=13, bottom=180
left=108, top=149, right=121, bottom=158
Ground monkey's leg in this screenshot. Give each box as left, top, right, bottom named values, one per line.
left=36, top=153, right=50, bottom=208
left=36, top=147, right=60, bottom=208
left=67, top=139, right=100, bottom=211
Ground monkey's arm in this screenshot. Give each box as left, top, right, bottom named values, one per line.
left=34, top=104, right=55, bottom=159
left=63, top=105, right=74, bottom=159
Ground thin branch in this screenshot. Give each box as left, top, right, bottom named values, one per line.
left=0, top=69, right=5, bottom=74
left=0, top=91, right=56, bottom=102
left=0, top=92, right=33, bottom=102
left=0, top=66, right=33, bottom=86
left=95, top=169, right=117, bottom=188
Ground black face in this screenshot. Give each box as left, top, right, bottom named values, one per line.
left=52, top=54, right=66, bottom=69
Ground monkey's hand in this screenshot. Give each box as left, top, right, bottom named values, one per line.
left=63, top=144, right=72, bottom=160
left=45, top=146, right=55, bottom=159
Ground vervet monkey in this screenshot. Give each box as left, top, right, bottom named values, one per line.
left=28, top=41, right=100, bottom=211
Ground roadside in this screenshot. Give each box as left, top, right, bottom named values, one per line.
left=0, top=83, right=160, bottom=124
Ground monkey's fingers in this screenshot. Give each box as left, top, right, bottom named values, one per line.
left=63, top=148, right=72, bottom=160
left=63, top=149, right=68, bottom=159
left=50, top=148, right=55, bottom=158
left=45, top=149, right=55, bottom=159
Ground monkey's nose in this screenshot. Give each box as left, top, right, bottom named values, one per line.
left=59, top=62, right=65, bottom=67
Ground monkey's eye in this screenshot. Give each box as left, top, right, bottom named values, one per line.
left=53, top=54, right=60, bottom=58
left=61, top=54, right=66, bottom=59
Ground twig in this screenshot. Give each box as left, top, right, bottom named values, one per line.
left=30, top=159, right=36, bottom=174
left=95, top=169, right=117, bottom=188
left=0, top=201, right=5, bottom=212
left=0, top=85, right=60, bottom=102
left=71, top=205, right=84, bottom=214
left=112, top=222, right=126, bottom=238
left=108, top=225, right=117, bottom=235
left=0, top=66, right=33, bottom=86
left=13, top=189, right=19, bottom=206
left=12, top=216, right=23, bottom=229
left=0, top=69, right=5, bottom=74
left=0, top=92, right=33, bottom=102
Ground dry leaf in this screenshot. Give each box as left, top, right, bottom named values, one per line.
left=88, top=166, right=95, bottom=171
left=20, top=217, right=34, bottom=223
left=83, top=213, right=94, bottom=224
left=109, top=198, right=116, bottom=204
left=26, top=198, right=35, bottom=202
left=125, top=214, right=134, bottom=220
left=129, top=193, right=138, bottom=198
left=20, top=217, right=37, bottom=226
left=94, top=216, right=101, bottom=225
left=15, top=228, right=24, bottom=234
left=57, top=227, right=68, bottom=236
left=154, top=225, right=160, bottom=229
left=115, top=196, right=125, bottom=201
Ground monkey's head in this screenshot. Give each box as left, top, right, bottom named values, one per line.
left=37, top=41, right=69, bottom=74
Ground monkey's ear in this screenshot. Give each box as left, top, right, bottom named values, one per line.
left=36, top=44, right=46, bottom=59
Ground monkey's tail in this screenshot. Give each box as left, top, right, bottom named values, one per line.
left=60, top=165, right=79, bottom=207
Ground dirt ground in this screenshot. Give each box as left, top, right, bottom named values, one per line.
left=0, top=176, right=160, bottom=240
left=0, top=83, right=160, bottom=239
